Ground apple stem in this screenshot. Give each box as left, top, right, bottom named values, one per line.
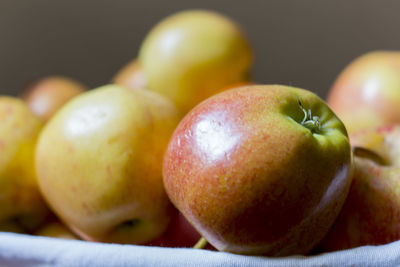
left=298, top=99, right=321, bottom=134
left=193, top=237, right=208, bottom=249
left=353, top=146, right=387, bottom=165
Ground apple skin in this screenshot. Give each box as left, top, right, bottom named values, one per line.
left=0, top=97, right=51, bottom=232
left=21, top=76, right=87, bottom=121
left=327, top=51, right=400, bottom=133
left=139, top=9, right=253, bottom=116
left=0, top=221, right=25, bottom=234
left=113, top=59, right=147, bottom=90
left=35, top=84, right=179, bottom=244
left=145, top=209, right=201, bottom=248
left=318, top=124, right=400, bottom=251
left=163, top=85, right=353, bottom=256
left=35, top=221, right=79, bottom=240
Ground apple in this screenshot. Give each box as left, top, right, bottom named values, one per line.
left=0, top=221, right=25, bottom=234
left=145, top=209, right=201, bottom=248
left=163, top=84, right=353, bottom=256
left=113, top=59, right=147, bottom=90
left=327, top=51, right=400, bottom=133
left=318, top=124, right=400, bottom=251
left=35, top=221, right=79, bottom=240
left=0, top=97, right=50, bottom=232
left=21, top=76, right=87, bottom=121
left=138, top=9, right=253, bottom=116
left=35, top=84, right=179, bottom=244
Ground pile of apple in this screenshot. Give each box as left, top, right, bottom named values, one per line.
left=1, top=9, right=400, bottom=257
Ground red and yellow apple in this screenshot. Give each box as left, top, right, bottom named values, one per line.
left=21, top=76, right=87, bottom=121
left=35, top=84, right=179, bottom=244
left=145, top=210, right=201, bottom=248
left=318, top=124, right=400, bottom=251
left=138, top=9, right=253, bottom=116
left=0, top=97, right=50, bottom=232
left=113, top=59, right=147, bottom=90
left=327, top=51, right=400, bottom=133
left=163, top=85, right=353, bottom=256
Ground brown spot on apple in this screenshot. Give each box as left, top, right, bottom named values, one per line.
left=71, top=185, right=78, bottom=193
left=5, top=105, right=14, bottom=115
left=219, top=175, right=227, bottom=193
left=81, top=202, right=91, bottom=215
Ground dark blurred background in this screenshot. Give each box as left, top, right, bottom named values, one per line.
left=1, top=0, right=400, bottom=99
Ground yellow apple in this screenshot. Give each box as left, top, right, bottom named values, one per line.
left=139, top=9, right=253, bottom=116
left=35, top=84, right=179, bottom=244
left=0, top=96, right=50, bottom=232
left=21, top=76, right=87, bottom=121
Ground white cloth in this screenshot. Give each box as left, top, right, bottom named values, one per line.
left=0, top=232, right=399, bottom=267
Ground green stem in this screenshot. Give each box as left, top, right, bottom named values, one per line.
left=193, top=237, right=208, bottom=249
left=298, top=99, right=321, bottom=134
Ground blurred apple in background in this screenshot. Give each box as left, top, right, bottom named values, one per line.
left=146, top=209, right=201, bottom=248
left=21, top=76, right=87, bottom=121
left=35, top=84, right=179, bottom=244
left=35, top=221, right=79, bottom=240
left=163, top=85, right=353, bottom=256
left=327, top=51, right=400, bottom=133
left=0, top=221, right=25, bottom=234
left=138, top=9, right=253, bottom=116
left=113, top=59, right=147, bottom=90
left=0, top=97, right=51, bottom=233
left=318, top=125, right=400, bottom=251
